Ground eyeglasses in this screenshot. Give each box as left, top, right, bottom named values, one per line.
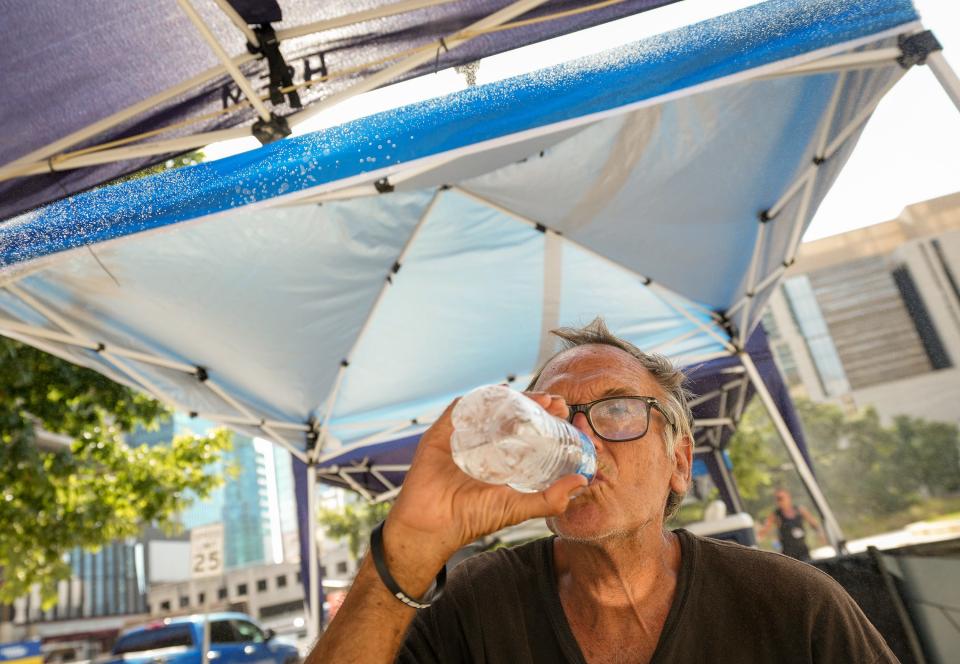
left=566, top=396, right=675, bottom=443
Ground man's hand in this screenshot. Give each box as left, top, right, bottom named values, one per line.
left=386, top=392, right=588, bottom=570
left=306, top=392, right=588, bottom=664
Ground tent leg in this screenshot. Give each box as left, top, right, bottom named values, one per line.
left=712, top=448, right=745, bottom=514
left=306, top=463, right=321, bottom=644
left=739, top=352, right=846, bottom=555
left=926, top=51, right=960, bottom=113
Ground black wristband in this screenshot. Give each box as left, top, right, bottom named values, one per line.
left=370, top=521, right=446, bottom=609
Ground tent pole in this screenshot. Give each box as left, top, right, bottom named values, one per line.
left=782, top=71, right=848, bottom=261
left=8, top=126, right=251, bottom=178
left=176, top=0, right=274, bottom=123
left=765, top=70, right=905, bottom=221
left=926, top=51, right=960, bottom=113
left=306, top=462, right=321, bottom=645
left=712, top=448, right=744, bottom=514
left=738, top=351, right=845, bottom=554
left=736, top=220, right=768, bottom=344
left=535, top=230, right=563, bottom=366
left=276, top=0, right=459, bottom=42
left=287, top=0, right=553, bottom=131
left=211, top=0, right=260, bottom=48
left=760, top=47, right=901, bottom=79
left=310, top=189, right=444, bottom=462
left=1, top=288, right=313, bottom=463
left=452, top=186, right=728, bottom=328
left=0, top=55, right=256, bottom=181
left=645, top=326, right=703, bottom=354
left=202, top=379, right=306, bottom=461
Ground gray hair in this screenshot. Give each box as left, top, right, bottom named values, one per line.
left=527, top=317, right=695, bottom=520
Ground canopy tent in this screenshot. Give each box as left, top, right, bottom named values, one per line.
left=3, top=0, right=960, bottom=638
left=0, top=0, right=680, bottom=221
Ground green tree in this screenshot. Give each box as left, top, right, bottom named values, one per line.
left=106, top=151, right=205, bottom=185
left=0, top=337, right=230, bottom=606
left=317, top=498, right=392, bottom=560
left=728, top=396, right=960, bottom=541
left=890, top=415, right=960, bottom=497
left=726, top=405, right=781, bottom=503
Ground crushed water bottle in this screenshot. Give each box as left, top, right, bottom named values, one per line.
left=450, top=385, right=597, bottom=493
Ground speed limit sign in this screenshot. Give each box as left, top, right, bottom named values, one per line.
left=190, top=523, right=224, bottom=578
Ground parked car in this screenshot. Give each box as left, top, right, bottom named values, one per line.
left=107, top=613, right=300, bottom=664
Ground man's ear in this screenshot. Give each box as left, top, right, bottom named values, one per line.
left=670, top=434, right=693, bottom=494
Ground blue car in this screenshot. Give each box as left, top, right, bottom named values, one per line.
left=108, top=612, right=300, bottom=664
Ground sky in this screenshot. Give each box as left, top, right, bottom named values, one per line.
left=204, top=0, right=960, bottom=243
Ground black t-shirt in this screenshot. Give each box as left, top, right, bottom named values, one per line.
left=398, top=529, right=897, bottom=663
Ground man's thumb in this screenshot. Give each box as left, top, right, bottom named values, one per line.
left=530, top=474, right=589, bottom=517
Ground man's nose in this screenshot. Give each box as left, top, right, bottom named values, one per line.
left=570, top=411, right=604, bottom=451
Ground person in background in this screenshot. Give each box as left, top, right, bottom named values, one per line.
left=758, top=487, right=827, bottom=562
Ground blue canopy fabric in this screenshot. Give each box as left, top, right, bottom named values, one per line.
left=0, top=0, right=927, bottom=628
left=0, top=0, right=921, bottom=466
left=0, top=0, right=679, bottom=222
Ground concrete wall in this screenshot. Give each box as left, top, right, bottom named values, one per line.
left=851, top=366, right=960, bottom=427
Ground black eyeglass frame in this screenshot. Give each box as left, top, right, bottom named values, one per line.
left=566, top=395, right=675, bottom=442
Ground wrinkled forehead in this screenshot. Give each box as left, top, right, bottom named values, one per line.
left=533, top=344, right=660, bottom=399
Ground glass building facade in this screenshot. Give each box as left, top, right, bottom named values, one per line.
left=127, top=416, right=274, bottom=570
left=11, top=541, right=146, bottom=624
left=222, top=437, right=269, bottom=568
left=782, top=275, right=851, bottom=397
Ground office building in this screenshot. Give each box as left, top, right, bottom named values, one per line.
left=762, top=191, right=960, bottom=425
left=146, top=560, right=306, bottom=637
left=127, top=415, right=287, bottom=570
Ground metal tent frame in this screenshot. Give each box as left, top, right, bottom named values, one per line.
left=0, top=0, right=660, bottom=185
left=2, top=7, right=959, bottom=639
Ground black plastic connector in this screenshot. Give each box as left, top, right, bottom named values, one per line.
left=250, top=24, right=302, bottom=108
left=252, top=114, right=291, bottom=145
left=897, top=30, right=942, bottom=69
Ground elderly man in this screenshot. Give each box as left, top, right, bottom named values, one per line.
left=307, top=319, right=896, bottom=663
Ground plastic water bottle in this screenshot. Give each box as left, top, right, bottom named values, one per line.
left=450, top=385, right=597, bottom=493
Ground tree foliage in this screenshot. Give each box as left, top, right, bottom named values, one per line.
left=317, top=498, right=392, bottom=560
left=0, top=338, right=230, bottom=606
left=106, top=151, right=205, bottom=185
left=728, top=396, right=960, bottom=539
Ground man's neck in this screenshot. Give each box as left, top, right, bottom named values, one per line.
left=553, top=526, right=681, bottom=608
left=552, top=527, right=682, bottom=663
